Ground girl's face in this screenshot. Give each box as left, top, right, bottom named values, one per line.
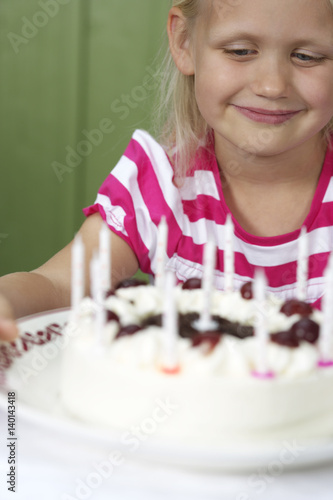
left=184, top=0, right=333, bottom=158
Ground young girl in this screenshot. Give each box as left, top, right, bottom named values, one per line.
left=1, top=0, right=333, bottom=341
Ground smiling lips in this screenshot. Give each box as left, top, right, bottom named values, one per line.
left=232, top=105, right=302, bottom=125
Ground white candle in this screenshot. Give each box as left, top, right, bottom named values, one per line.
left=71, top=234, right=85, bottom=316
left=319, top=253, right=333, bottom=366
left=253, top=268, right=273, bottom=378
left=194, top=239, right=218, bottom=331
left=224, top=214, right=234, bottom=292
left=90, top=252, right=100, bottom=303
left=90, top=252, right=107, bottom=348
left=162, top=271, right=179, bottom=373
left=297, top=226, right=309, bottom=301
left=99, top=223, right=111, bottom=293
left=155, top=216, right=168, bottom=289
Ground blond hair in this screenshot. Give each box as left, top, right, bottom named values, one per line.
left=155, top=0, right=333, bottom=179
left=155, top=0, right=206, bottom=181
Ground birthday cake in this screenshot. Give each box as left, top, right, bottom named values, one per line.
left=60, top=277, right=333, bottom=446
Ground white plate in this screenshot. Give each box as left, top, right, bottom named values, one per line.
left=1, top=309, right=333, bottom=472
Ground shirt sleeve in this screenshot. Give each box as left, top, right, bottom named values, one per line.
left=83, top=130, right=181, bottom=276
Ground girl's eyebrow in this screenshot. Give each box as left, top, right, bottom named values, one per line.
left=207, top=30, right=258, bottom=44
left=291, top=38, right=333, bottom=51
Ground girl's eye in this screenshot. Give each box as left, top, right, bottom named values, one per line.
left=223, top=49, right=326, bottom=64
left=292, top=52, right=325, bottom=64
left=223, top=49, right=256, bottom=57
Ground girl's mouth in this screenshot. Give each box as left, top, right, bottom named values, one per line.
left=232, top=105, right=302, bottom=125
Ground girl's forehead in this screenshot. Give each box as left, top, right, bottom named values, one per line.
left=197, top=0, right=333, bottom=45
left=202, top=0, right=333, bottom=16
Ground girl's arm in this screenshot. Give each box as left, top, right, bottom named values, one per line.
left=0, top=212, right=139, bottom=340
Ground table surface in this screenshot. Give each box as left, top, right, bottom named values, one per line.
left=1, top=408, right=333, bottom=500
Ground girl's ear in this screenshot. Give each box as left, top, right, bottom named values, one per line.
left=167, top=7, right=195, bottom=76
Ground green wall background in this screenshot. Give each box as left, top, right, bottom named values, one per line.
left=0, top=0, right=170, bottom=275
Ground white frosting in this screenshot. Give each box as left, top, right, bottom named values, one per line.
left=60, top=284, right=333, bottom=445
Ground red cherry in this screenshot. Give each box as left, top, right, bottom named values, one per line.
left=290, top=318, right=319, bottom=344
left=115, top=279, right=148, bottom=290
left=192, top=332, right=221, bottom=351
left=182, top=278, right=202, bottom=290
left=280, top=299, right=313, bottom=317
left=115, top=324, right=142, bottom=339
left=106, top=310, right=120, bottom=323
left=240, top=282, right=253, bottom=300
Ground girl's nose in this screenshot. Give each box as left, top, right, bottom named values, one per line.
left=250, top=55, right=290, bottom=100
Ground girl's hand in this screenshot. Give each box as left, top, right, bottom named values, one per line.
left=0, top=295, right=18, bottom=342
left=0, top=213, right=138, bottom=342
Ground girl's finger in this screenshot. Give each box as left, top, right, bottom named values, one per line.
left=0, top=319, right=19, bottom=341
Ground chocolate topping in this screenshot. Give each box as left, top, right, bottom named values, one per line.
left=271, top=330, right=300, bottom=348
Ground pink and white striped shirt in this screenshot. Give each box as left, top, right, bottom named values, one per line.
left=84, top=129, right=333, bottom=308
